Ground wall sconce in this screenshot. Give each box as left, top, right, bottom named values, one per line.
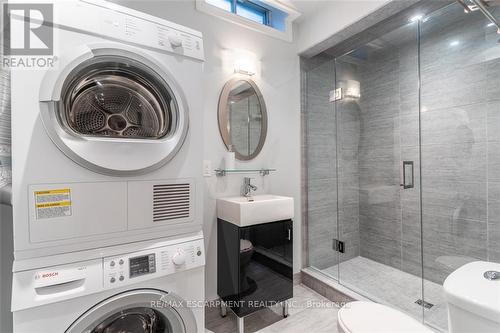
left=345, top=80, right=361, bottom=99
left=234, top=57, right=256, bottom=76
left=221, top=49, right=260, bottom=76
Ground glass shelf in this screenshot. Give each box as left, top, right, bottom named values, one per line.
left=214, top=168, right=276, bottom=177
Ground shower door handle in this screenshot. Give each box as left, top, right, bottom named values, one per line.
left=401, top=161, right=414, bottom=189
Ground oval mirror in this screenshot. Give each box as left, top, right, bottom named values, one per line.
left=218, top=78, right=267, bottom=160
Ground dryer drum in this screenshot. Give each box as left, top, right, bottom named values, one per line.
left=73, top=103, right=106, bottom=133
left=60, top=58, right=176, bottom=140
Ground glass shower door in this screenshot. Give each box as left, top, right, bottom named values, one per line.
left=304, top=57, right=339, bottom=280
left=335, top=21, right=424, bottom=321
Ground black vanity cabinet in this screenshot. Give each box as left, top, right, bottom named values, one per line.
left=217, top=218, right=293, bottom=317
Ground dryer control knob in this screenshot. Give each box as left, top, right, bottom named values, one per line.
left=172, top=250, right=186, bottom=266
left=168, top=34, right=183, bottom=48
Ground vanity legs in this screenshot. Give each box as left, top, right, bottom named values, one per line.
left=219, top=300, right=244, bottom=333
left=219, top=301, right=244, bottom=333
left=220, top=301, right=227, bottom=317
left=281, top=301, right=289, bottom=318
left=236, top=316, right=244, bottom=333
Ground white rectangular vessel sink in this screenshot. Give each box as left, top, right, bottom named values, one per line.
left=217, top=195, right=294, bottom=227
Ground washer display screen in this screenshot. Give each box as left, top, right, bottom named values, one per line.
left=129, top=253, right=156, bottom=278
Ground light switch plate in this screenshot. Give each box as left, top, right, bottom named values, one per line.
left=203, top=160, right=212, bottom=177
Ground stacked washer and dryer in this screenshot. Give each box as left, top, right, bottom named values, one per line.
left=9, top=0, right=206, bottom=331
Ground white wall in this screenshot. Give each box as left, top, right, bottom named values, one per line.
left=295, top=0, right=391, bottom=54
left=116, top=0, right=301, bottom=301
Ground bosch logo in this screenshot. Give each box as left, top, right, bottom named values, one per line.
left=41, top=272, right=58, bottom=278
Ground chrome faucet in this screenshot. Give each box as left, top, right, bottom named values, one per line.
left=242, top=177, right=257, bottom=199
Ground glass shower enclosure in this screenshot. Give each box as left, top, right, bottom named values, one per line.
left=304, top=2, right=500, bottom=331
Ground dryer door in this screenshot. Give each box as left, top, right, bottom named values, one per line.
left=66, top=289, right=197, bottom=333
left=40, top=46, right=190, bottom=176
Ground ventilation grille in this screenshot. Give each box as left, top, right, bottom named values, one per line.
left=153, top=183, right=191, bottom=223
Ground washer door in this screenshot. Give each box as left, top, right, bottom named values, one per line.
left=66, top=289, right=197, bottom=333
left=40, top=46, right=189, bottom=176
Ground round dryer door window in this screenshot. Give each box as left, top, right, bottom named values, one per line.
left=62, top=60, right=173, bottom=139
left=66, top=289, right=197, bottom=333
left=40, top=47, right=190, bottom=176
left=90, top=307, right=168, bottom=332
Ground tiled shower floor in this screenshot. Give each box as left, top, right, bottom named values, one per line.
left=323, top=256, right=448, bottom=331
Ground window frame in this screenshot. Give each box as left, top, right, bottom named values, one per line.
left=208, top=0, right=271, bottom=26
left=196, top=0, right=300, bottom=42
left=235, top=0, right=271, bottom=26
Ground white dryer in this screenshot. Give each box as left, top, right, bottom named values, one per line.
left=11, top=232, right=205, bottom=333
left=10, top=0, right=205, bottom=259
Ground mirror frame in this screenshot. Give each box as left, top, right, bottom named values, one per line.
left=218, top=77, right=268, bottom=161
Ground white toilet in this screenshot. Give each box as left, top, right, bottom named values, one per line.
left=338, top=261, right=500, bottom=333
left=337, top=301, right=432, bottom=333
left=443, top=261, right=500, bottom=333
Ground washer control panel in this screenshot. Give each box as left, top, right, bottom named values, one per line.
left=103, top=238, right=204, bottom=289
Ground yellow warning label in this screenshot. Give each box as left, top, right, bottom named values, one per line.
left=34, top=188, right=72, bottom=220
left=36, top=201, right=72, bottom=208
left=34, top=189, right=71, bottom=195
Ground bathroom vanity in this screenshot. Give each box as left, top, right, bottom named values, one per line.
left=217, top=195, right=294, bottom=331
left=216, top=75, right=294, bottom=332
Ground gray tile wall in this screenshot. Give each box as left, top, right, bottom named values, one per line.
left=229, top=94, right=262, bottom=157
left=302, top=56, right=339, bottom=270
left=356, top=46, right=405, bottom=271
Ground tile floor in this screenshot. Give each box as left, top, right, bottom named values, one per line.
left=323, top=256, right=447, bottom=331
left=205, top=284, right=340, bottom=333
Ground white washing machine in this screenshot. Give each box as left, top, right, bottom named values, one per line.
left=11, top=232, right=205, bottom=333
left=10, top=0, right=205, bottom=259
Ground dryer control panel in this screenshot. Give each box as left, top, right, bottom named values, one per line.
left=48, top=0, right=205, bottom=61
left=103, top=238, right=204, bottom=289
